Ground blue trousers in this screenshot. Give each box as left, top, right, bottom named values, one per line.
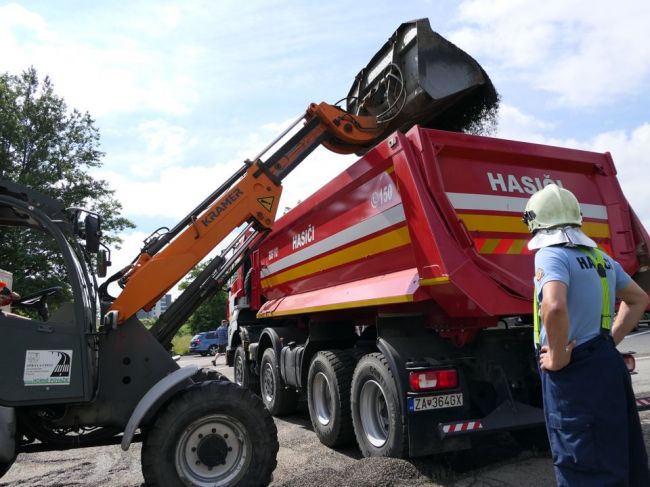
left=540, top=334, right=650, bottom=486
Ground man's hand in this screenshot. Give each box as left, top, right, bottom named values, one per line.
left=539, top=340, right=576, bottom=371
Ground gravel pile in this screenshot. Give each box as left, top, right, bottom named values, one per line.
left=275, top=457, right=433, bottom=487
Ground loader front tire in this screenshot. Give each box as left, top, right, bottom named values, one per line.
left=142, top=380, right=278, bottom=487
left=192, top=367, right=229, bottom=383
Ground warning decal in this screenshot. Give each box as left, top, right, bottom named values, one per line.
left=24, top=350, right=73, bottom=386
left=257, top=196, right=275, bottom=212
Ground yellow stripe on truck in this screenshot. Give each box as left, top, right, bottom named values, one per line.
left=261, top=226, right=411, bottom=288
left=419, top=277, right=450, bottom=286
left=258, top=294, right=414, bottom=318
left=458, top=214, right=611, bottom=238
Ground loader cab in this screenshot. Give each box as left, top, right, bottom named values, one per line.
left=0, top=180, right=99, bottom=406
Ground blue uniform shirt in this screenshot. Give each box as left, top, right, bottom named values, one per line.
left=216, top=325, right=228, bottom=345
left=534, top=246, right=632, bottom=347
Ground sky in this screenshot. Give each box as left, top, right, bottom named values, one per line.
left=2, top=0, right=650, bottom=291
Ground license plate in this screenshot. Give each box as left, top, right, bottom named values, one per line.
left=408, top=393, right=463, bottom=412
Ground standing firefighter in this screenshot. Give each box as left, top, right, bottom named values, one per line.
left=211, top=320, right=229, bottom=366
left=524, top=184, right=650, bottom=486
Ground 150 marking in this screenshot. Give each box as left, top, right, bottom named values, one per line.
left=371, top=183, right=394, bottom=208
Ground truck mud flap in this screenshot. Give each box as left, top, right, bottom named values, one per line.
left=637, top=395, right=650, bottom=411
left=435, top=400, right=544, bottom=439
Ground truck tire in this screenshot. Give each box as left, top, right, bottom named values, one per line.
left=141, top=380, right=278, bottom=487
left=233, top=346, right=260, bottom=394
left=307, top=350, right=359, bottom=447
left=351, top=352, right=407, bottom=458
left=260, top=348, right=298, bottom=416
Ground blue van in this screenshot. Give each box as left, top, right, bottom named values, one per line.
left=189, top=330, right=219, bottom=356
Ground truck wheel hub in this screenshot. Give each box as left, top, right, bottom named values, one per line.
left=197, top=434, right=229, bottom=467
left=262, top=362, right=275, bottom=403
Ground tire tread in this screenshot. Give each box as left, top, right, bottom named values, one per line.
left=261, top=348, right=298, bottom=416
left=351, top=352, right=408, bottom=458
left=234, top=346, right=260, bottom=394
left=309, top=349, right=360, bottom=446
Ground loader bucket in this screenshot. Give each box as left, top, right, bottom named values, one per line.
left=346, top=18, right=498, bottom=145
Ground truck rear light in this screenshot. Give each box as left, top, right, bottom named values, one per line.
left=622, top=353, right=636, bottom=373
left=409, top=369, right=458, bottom=392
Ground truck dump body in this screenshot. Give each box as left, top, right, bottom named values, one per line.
left=229, top=126, right=650, bottom=458
left=255, top=127, right=649, bottom=330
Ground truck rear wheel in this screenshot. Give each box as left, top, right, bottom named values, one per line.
left=233, top=346, right=260, bottom=394
left=307, top=350, right=359, bottom=447
left=351, top=353, right=407, bottom=458
left=260, top=348, right=298, bottom=416
left=141, top=380, right=278, bottom=487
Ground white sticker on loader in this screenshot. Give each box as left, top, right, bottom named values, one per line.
left=23, top=350, right=73, bottom=386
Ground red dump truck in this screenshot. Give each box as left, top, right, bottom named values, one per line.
left=226, top=126, right=650, bottom=457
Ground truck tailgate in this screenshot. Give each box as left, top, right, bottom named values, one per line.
left=398, top=127, right=647, bottom=318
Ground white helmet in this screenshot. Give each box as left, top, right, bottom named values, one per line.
left=523, top=184, right=582, bottom=233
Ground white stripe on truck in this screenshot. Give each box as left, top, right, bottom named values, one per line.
left=263, top=204, right=406, bottom=277
left=446, top=192, right=608, bottom=220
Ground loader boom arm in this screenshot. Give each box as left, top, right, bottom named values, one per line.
left=101, top=18, right=498, bottom=340
left=104, top=103, right=380, bottom=325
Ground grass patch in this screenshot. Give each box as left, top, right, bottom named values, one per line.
left=172, top=334, right=191, bottom=355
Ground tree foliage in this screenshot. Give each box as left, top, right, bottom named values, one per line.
left=178, top=260, right=228, bottom=335
left=0, top=68, right=134, bottom=300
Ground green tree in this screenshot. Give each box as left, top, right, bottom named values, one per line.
left=0, top=67, right=134, bottom=300
left=178, top=260, right=228, bottom=335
